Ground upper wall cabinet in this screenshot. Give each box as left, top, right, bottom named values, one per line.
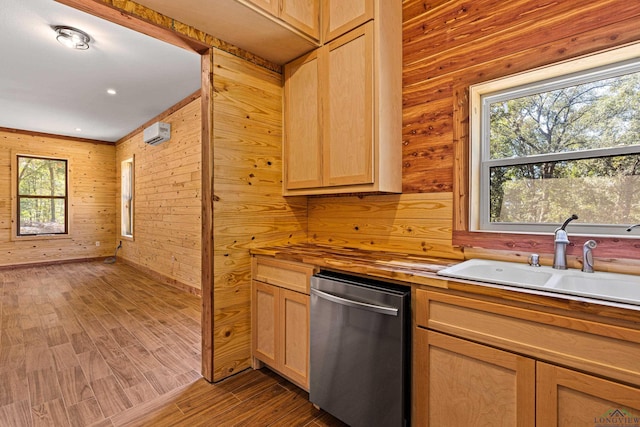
left=283, top=0, right=401, bottom=196
left=322, top=0, right=374, bottom=42
left=245, top=0, right=320, bottom=41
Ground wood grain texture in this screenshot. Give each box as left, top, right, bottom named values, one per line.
left=0, top=261, right=344, bottom=427
left=211, top=48, right=308, bottom=381
left=400, top=0, right=640, bottom=261
left=115, top=97, right=202, bottom=291
left=0, top=130, right=116, bottom=267
left=308, top=192, right=463, bottom=259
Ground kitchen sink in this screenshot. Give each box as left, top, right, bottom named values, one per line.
left=437, top=259, right=640, bottom=306
left=436, top=259, right=554, bottom=288
left=546, top=271, right=640, bottom=305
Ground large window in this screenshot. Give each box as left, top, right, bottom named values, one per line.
left=470, top=44, right=640, bottom=236
left=17, top=155, right=68, bottom=236
left=121, top=157, right=134, bottom=238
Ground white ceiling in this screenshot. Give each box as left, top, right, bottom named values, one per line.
left=0, top=0, right=201, bottom=142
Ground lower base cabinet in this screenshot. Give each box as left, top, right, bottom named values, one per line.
left=415, top=289, right=640, bottom=426
left=251, top=256, right=315, bottom=391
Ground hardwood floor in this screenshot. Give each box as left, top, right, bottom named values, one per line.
left=0, top=261, right=346, bottom=426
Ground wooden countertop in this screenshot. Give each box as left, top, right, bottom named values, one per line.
left=251, top=243, right=456, bottom=285
left=251, top=243, right=640, bottom=325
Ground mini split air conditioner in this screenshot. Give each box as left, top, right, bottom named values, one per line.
left=143, top=122, right=171, bottom=145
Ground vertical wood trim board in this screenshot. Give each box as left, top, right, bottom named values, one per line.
left=0, top=130, right=116, bottom=266
left=211, top=48, right=307, bottom=381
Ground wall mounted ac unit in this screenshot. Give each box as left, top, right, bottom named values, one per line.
left=143, top=122, right=171, bottom=145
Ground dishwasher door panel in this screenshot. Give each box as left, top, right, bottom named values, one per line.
left=310, top=272, right=410, bottom=427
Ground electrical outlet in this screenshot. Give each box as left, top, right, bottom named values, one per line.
left=95, top=241, right=100, bottom=246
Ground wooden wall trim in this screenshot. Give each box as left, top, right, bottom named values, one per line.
left=118, top=257, right=202, bottom=296
left=0, top=127, right=114, bottom=145
left=0, top=257, right=107, bottom=270
left=201, top=50, right=215, bottom=382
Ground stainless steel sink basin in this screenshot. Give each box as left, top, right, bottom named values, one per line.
left=437, top=259, right=640, bottom=306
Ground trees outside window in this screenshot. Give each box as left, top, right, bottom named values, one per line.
left=470, top=47, right=640, bottom=236
left=17, top=155, right=68, bottom=236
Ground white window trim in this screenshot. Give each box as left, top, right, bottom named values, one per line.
left=469, top=42, right=640, bottom=237
left=121, top=157, right=134, bottom=239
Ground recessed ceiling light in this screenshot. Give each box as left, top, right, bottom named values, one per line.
left=54, top=26, right=91, bottom=50
left=107, top=89, right=117, bottom=95
left=75, top=128, right=82, bottom=132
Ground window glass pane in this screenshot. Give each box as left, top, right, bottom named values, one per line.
left=489, top=72, right=640, bottom=159
left=18, top=157, right=67, bottom=196
left=490, top=155, right=640, bottom=225
left=19, top=197, right=66, bottom=235
left=121, top=158, right=133, bottom=237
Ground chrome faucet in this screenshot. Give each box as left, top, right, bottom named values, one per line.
left=582, top=240, right=597, bottom=273
left=553, top=214, right=578, bottom=270
left=626, top=224, right=640, bottom=232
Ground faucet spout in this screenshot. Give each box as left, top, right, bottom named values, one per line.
left=553, top=214, right=578, bottom=270
left=626, top=224, right=640, bottom=232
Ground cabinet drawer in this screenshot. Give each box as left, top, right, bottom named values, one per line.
left=416, top=289, right=640, bottom=387
left=252, top=256, right=316, bottom=294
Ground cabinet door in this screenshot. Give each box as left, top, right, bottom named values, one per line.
left=323, top=22, right=374, bottom=187
left=537, top=362, right=640, bottom=426
left=245, top=0, right=279, bottom=15
left=284, top=50, right=322, bottom=190
left=279, top=289, right=310, bottom=389
left=280, top=0, right=320, bottom=40
left=252, top=280, right=279, bottom=367
left=322, top=0, right=373, bottom=42
left=415, top=328, right=535, bottom=427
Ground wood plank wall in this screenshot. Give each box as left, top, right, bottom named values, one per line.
left=115, top=98, right=202, bottom=291
left=0, top=129, right=116, bottom=266
left=211, top=48, right=308, bottom=381
left=309, top=0, right=640, bottom=261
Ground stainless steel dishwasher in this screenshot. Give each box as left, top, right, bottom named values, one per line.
left=310, top=271, right=410, bottom=427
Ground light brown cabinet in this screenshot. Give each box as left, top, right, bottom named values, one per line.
left=414, top=289, right=640, bottom=426
left=251, top=256, right=316, bottom=390
left=283, top=1, right=401, bottom=196
left=416, top=329, right=535, bottom=426
left=322, top=0, right=373, bottom=42
left=537, top=362, right=640, bottom=426
left=245, top=0, right=320, bottom=40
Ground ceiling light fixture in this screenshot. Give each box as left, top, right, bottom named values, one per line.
left=54, top=26, right=91, bottom=50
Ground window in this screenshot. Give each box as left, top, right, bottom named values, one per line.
left=470, top=44, right=640, bottom=236
left=17, top=155, right=68, bottom=236
left=121, top=157, right=134, bottom=238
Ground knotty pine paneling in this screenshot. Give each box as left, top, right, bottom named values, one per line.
left=211, top=48, right=307, bottom=381
left=116, top=98, right=202, bottom=291
left=308, top=192, right=463, bottom=259
left=0, top=129, right=116, bottom=266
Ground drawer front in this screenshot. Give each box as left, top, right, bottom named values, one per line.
left=252, top=256, right=316, bottom=294
left=416, top=289, right=640, bottom=387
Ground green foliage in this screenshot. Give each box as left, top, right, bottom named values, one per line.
left=488, top=71, right=640, bottom=225
left=17, top=156, right=67, bottom=234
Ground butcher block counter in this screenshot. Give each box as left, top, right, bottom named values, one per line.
left=251, top=243, right=640, bottom=323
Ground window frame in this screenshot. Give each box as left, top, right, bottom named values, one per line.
left=469, top=42, right=640, bottom=237
left=13, top=153, right=70, bottom=239
left=121, top=156, right=134, bottom=239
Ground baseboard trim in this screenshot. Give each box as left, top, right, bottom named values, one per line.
left=0, top=257, right=106, bottom=270
left=117, top=258, right=202, bottom=297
